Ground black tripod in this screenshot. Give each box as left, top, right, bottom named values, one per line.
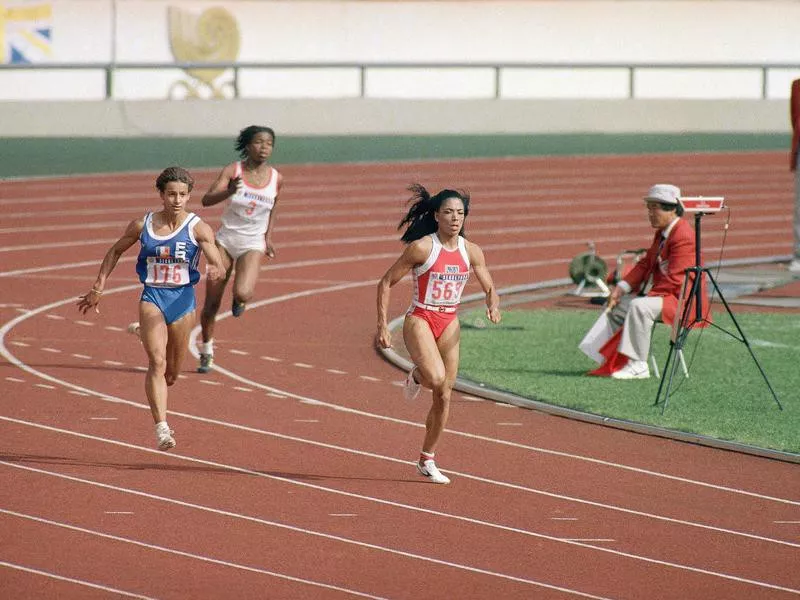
left=653, top=212, right=783, bottom=413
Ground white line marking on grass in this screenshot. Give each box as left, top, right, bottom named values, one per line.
left=0, top=561, right=157, bottom=599
left=1, top=509, right=390, bottom=600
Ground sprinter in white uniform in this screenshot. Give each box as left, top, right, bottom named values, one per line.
left=197, top=125, right=283, bottom=373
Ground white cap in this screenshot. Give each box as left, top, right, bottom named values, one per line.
left=644, top=184, right=681, bottom=205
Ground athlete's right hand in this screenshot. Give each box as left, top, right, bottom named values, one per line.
left=227, top=176, right=242, bottom=196
left=76, top=289, right=102, bottom=314
left=376, top=326, right=392, bottom=349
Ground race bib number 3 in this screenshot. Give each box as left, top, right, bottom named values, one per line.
left=146, top=257, right=190, bottom=286
left=424, top=272, right=467, bottom=305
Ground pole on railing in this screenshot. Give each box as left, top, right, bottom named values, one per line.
left=105, top=65, right=113, bottom=100
left=360, top=66, right=366, bottom=98
left=628, top=67, right=635, bottom=99
left=761, top=66, right=768, bottom=100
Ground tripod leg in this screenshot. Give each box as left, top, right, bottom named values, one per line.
left=705, top=271, right=783, bottom=410
left=678, top=349, right=689, bottom=378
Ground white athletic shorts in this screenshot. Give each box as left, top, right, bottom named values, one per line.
left=215, top=227, right=266, bottom=260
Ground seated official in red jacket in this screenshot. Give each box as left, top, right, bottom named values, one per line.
left=602, top=184, right=709, bottom=379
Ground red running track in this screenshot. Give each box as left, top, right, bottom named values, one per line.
left=1, top=152, right=799, bottom=599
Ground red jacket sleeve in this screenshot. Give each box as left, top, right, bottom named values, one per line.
left=791, top=79, right=800, bottom=172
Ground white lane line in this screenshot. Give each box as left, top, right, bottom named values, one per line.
left=5, top=377, right=25, bottom=383
left=1, top=509, right=389, bottom=600
left=90, top=417, right=119, bottom=421
left=326, top=369, right=346, bottom=375
left=774, top=521, right=800, bottom=524
left=0, top=560, right=156, bottom=599
left=461, top=396, right=484, bottom=402
left=104, top=511, right=134, bottom=515
left=0, top=303, right=23, bottom=307
left=229, top=349, right=249, bottom=356
left=562, top=539, right=616, bottom=543
left=4, top=287, right=800, bottom=535
left=68, top=391, right=90, bottom=397
left=71, top=354, right=91, bottom=359
left=105, top=326, right=125, bottom=332
left=2, top=446, right=795, bottom=597
left=551, top=517, right=579, bottom=521
left=329, top=514, right=358, bottom=517
left=260, top=356, right=282, bottom=362
left=75, top=321, right=94, bottom=327
left=268, top=393, right=288, bottom=399
left=293, top=363, right=313, bottom=369
left=14, top=308, right=30, bottom=314
left=102, top=360, right=124, bottom=367
left=9, top=341, right=29, bottom=347
left=35, top=384, right=56, bottom=390
left=199, top=380, right=222, bottom=386
left=45, top=314, right=65, bottom=320
left=42, top=348, right=61, bottom=353
left=497, top=423, right=524, bottom=427
left=233, top=386, right=253, bottom=392
left=359, top=376, right=381, bottom=382
left=295, top=419, right=320, bottom=423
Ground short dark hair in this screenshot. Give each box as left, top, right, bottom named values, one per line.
left=235, top=125, right=276, bottom=159
left=155, top=166, right=194, bottom=192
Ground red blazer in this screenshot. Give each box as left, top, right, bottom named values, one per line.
left=622, top=218, right=710, bottom=326
left=791, top=79, right=800, bottom=172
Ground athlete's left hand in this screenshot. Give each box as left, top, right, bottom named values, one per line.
left=206, top=265, right=223, bottom=281
left=265, top=243, right=276, bottom=259
left=486, top=305, right=501, bottom=324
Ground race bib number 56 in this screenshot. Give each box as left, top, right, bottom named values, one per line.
left=424, top=272, right=467, bottom=305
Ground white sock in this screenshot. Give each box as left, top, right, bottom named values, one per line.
left=199, top=340, right=214, bottom=355
left=155, top=421, right=170, bottom=433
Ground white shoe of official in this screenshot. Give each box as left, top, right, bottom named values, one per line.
left=403, top=367, right=421, bottom=401
left=789, top=259, right=800, bottom=275
left=416, top=459, right=450, bottom=484
left=611, top=359, right=650, bottom=380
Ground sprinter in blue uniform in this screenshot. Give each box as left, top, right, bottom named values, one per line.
left=78, top=166, right=224, bottom=451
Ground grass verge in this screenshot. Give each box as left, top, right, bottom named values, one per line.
left=457, top=307, right=798, bottom=455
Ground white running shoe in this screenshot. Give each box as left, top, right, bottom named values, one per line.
left=127, top=322, right=141, bottom=338
left=611, top=359, right=650, bottom=380
left=155, top=424, right=176, bottom=451
left=417, top=459, right=450, bottom=484
left=403, top=367, right=421, bottom=401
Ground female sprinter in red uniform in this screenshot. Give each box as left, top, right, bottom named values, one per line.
left=376, top=184, right=501, bottom=484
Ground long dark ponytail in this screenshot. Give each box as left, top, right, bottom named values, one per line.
left=398, top=183, right=470, bottom=244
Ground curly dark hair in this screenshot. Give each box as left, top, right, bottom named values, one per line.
left=398, top=183, right=470, bottom=244
left=155, top=166, right=194, bottom=192
left=235, top=125, right=276, bottom=159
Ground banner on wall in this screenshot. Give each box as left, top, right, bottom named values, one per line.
left=0, top=1, right=52, bottom=64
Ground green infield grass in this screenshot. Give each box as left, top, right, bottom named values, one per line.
left=456, top=307, right=799, bottom=455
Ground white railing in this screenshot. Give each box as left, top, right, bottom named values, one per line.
left=2, top=61, right=799, bottom=101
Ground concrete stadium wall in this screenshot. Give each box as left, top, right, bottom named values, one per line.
left=0, top=97, right=790, bottom=137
